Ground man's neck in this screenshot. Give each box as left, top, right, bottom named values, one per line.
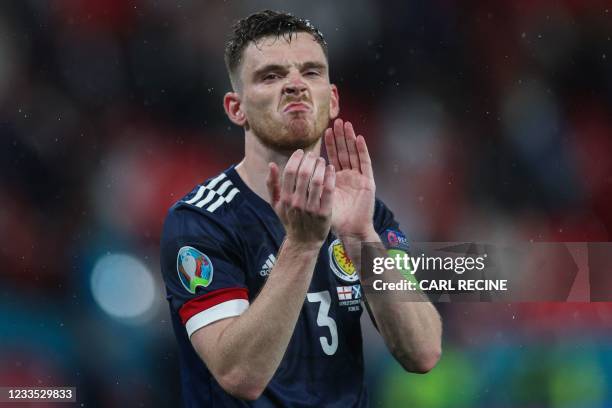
left=235, top=133, right=322, bottom=204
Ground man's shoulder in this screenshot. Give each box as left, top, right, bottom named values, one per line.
left=173, top=169, right=244, bottom=215
left=176, top=169, right=242, bottom=212
left=162, top=169, right=246, bottom=240
left=373, top=197, right=411, bottom=251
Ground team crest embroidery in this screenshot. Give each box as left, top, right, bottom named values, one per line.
left=329, top=238, right=359, bottom=283
left=177, top=246, right=213, bottom=294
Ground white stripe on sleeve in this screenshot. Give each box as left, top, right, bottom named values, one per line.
left=215, top=180, right=233, bottom=196
left=225, top=188, right=240, bottom=203
left=206, top=195, right=226, bottom=213
left=206, top=173, right=227, bottom=189
left=185, top=299, right=249, bottom=338
left=195, top=190, right=218, bottom=208
left=185, top=186, right=206, bottom=204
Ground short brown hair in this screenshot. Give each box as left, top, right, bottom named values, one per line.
left=224, top=10, right=327, bottom=88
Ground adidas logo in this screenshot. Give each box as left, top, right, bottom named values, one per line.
left=259, top=254, right=277, bottom=277
left=184, top=173, right=240, bottom=213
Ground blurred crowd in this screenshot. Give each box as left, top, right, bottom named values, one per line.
left=0, top=1, right=611, bottom=406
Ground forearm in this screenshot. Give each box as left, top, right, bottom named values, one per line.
left=341, top=231, right=442, bottom=373
left=213, top=238, right=320, bottom=389
left=365, top=274, right=442, bottom=373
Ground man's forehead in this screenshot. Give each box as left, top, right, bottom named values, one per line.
left=241, top=32, right=327, bottom=70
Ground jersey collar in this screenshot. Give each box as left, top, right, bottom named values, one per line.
left=225, top=165, right=277, bottom=217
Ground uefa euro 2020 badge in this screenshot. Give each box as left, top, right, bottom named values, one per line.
left=329, top=238, right=359, bottom=283
left=177, top=246, right=213, bottom=294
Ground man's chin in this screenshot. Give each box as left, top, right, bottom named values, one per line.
left=251, top=116, right=324, bottom=152
left=286, top=118, right=311, bottom=139
left=270, top=135, right=319, bottom=153
left=259, top=130, right=319, bottom=153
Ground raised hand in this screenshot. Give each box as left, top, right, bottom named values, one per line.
left=324, top=118, right=376, bottom=239
left=266, top=150, right=336, bottom=247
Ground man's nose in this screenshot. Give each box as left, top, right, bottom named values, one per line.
left=283, top=74, right=307, bottom=96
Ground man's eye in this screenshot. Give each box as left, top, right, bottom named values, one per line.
left=305, top=71, right=320, bottom=77
left=263, top=73, right=281, bottom=81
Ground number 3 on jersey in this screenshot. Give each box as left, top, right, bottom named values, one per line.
left=307, top=291, right=338, bottom=356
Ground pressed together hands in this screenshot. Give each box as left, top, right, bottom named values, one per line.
left=266, top=118, right=377, bottom=248
left=193, top=125, right=440, bottom=400
left=265, top=119, right=443, bottom=377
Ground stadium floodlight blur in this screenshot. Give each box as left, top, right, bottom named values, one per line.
left=90, top=253, right=160, bottom=324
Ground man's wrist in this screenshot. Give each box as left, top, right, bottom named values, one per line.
left=337, top=226, right=380, bottom=244
left=282, top=237, right=324, bottom=254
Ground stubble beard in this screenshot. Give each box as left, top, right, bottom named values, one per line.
left=248, top=107, right=329, bottom=153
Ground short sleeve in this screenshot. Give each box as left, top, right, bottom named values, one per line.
left=373, top=199, right=410, bottom=253
left=160, top=206, right=249, bottom=338
left=372, top=199, right=415, bottom=283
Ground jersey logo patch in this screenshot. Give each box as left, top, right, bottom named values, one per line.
left=177, top=246, right=213, bottom=294
left=259, top=253, right=276, bottom=277
left=336, top=284, right=362, bottom=312
left=329, top=239, right=359, bottom=283
left=385, top=229, right=409, bottom=251
left=336, top=285, right=362, bottom=300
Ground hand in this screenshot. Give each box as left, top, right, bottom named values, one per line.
left=324, top=118, right=376, bottom=239
left=266, top=150, right=336, bottom=248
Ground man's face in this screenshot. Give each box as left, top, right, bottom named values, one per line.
left=236, top=32, right=338, bottom=151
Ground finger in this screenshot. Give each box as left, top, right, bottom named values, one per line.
left=266, top=162, right=281, bottom=206
left=282, top=149, right=305, bottom=202
left=356, top=135, right=373, bottom=179
left=334, top=118, right=350, bottom=169
left=307, top=158, right=326, bottom=211
left=324, top=128, right=340, bottom=170
left=293, top=152, right=317, bottom=209
left=319, top=164, right=335, bottom=215
left=345, top=121, right=360, bottom=170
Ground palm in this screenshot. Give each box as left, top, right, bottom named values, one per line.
left=324, top=119, right=376, bottom=237
left=332, top=168, right=375, bottom=236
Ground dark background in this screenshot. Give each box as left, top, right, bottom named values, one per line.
left=1, top=1, right=611, bottom=406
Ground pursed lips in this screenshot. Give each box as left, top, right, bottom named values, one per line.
left=283, top=102, right=311, bottom=113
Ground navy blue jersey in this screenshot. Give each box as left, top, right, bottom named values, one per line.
left=160, top=165, right=409, bottom=408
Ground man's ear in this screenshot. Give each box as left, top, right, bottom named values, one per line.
left=329, top=84, right=340, bottom=119
left=223, top=92, right=246, bottom=126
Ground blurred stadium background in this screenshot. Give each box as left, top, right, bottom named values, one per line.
left=1, top=1, right=611, bottom=406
